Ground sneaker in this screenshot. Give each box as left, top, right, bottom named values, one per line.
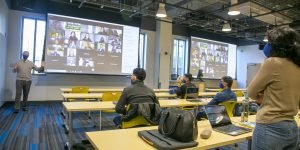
left=14, top=109, right=19, bottom=113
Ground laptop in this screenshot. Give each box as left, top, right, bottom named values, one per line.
left=185, top=87, right=199, bottom=99
left=204, top=105, right=252, bottom=136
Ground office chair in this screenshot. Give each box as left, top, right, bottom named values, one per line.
left=121, top=104, right=151, bottom=129
left=219, top=100, right=237, bottom=118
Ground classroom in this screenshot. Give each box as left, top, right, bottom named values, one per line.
left=0, top=0, right=299, bottom=150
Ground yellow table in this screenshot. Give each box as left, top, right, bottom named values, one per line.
left=155, top=93, right=177, bottom=99
left=60, top=88, right=169, bottom=93
left=62, top=93, right=103, bottom=101
left=198, top=92, right=218, bottom=97
left=62, top=99, right=200, bottom=149
left=61, top=93, right=176, bottom=101
left=206, top=88, right=247, bottom=92
left=85, top=116, right=254, bottom=150
left=85, top=115, right=300, bottom=150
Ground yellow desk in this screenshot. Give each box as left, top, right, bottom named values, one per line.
left=206, top=88, right=247, bottom=92
left=61, top=93, right=175, bottom=101
left=155, top=93, right=177, bottom=99
left=198, top=92, right=218, bottom=97
left=60, top=88, right=169, bottom=93
left=62, top=99, right=200, bottom=148
left=62, top=93, right=103, bottom=101
left=85, top=115, right=300, bottom=150
left=85, top=116, right=254, bottom=150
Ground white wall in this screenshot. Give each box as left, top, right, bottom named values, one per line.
left=0, top=0, right=8, bottom=107
left=236, top=44, right=265, bottom=88
left=5, top=10, right=157, bottom=101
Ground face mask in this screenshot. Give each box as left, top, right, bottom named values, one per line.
left=263, top=43, right=271, bottom=58
left=23, top=55, right=29, bottom=60
left=219, top=82, right=224, bottom=89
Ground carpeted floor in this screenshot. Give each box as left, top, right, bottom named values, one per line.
left=0, top=102, right=117, bottom=150
left=0, top=101, right=263, bottom=150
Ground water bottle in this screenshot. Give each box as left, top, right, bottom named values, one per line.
left=241, top=99, right=249, bottom=122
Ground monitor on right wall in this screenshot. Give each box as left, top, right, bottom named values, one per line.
left=190, top=37, right=237, bottom=79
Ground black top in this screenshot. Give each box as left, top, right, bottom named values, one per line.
left=176, top=83, right=197, bottom=99
left=115, top=80, right=159, bottom=115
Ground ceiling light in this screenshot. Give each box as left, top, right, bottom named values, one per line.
left=228, top=0, right=240, bottom=16
left=156, top=3, right=167, bottom=18
left=263, top=36, right=268, bottom=42
left=222, top=22, right=231, bottom=32
left=228, top=7, right=240, bottom=15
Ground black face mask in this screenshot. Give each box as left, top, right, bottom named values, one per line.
left=23, top=55, right=29, bottom=60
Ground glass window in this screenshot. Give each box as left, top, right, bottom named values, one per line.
left=172, top=39, right=187, bottom=77
left=22, top=18, right=35, bottom=61
left=21, top=18, right=46, bottom=74
left=139, top=33, right=147, bottom=69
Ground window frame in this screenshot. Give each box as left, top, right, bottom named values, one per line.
left=21, top=17, right=46, bottom=74
left=139, top=33, right=147, bottom=69
left=172, top=37, right=189, bottom=77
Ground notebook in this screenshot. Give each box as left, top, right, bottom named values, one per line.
left=205, top=105, right=252, bottom=136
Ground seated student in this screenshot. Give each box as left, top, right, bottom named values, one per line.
left=197, top=76, right=237, bottom=120
left=176, top=73, right=197, bottom=99
left=207, top=76, right=237, bottom=105
left=114, top=68, right=159, bottom=127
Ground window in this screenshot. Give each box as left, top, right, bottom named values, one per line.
left=21, top=17, right=46, bottom=74
left=172, top=39, right=188, bottom=77
left=139, top=33, right=147, bottom=69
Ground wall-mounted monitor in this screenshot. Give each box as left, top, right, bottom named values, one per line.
left=45, top=13, right=140, bottom=75
left=189, top=37, right=237, bottom=79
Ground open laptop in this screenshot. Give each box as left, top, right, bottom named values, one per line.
left=204, top=105, right=252, bottom=136
left=185, top=87, right=203, bottom=102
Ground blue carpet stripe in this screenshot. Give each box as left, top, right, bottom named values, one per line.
left=0, top=131, right=8, bottom=144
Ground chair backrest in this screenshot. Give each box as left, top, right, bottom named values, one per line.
left=102, top=92, right=122, bottom=101
left=235, top=91, right=244, bottom=97
left=185, top=87, right=199, bottom=99
left=219, top=100, right=237, bottom=118
left=121, top=104, right=151, bottom=128
left=71, top=86, right=89, bottom=93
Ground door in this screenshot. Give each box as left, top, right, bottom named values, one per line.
left=246, top=63, right=261, bottom=87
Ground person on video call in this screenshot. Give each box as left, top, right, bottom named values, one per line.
left=113, top=68, right=159, bottom=127
left=68, top=31, right=78, bottom=45
left=82, top=33, right=92, bottom=42
left=11, top=51, right=45, bottom=113
left=176, top=73, right=197, bottom=99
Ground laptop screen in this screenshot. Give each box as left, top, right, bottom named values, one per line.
left=185, top=87, right=199, bottom=99
left=205, top=105, right=232, bottom=127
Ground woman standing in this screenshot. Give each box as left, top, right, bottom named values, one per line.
left=248, top=26, right=300, bottom=149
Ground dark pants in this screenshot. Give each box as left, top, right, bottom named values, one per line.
left=15, top=80, right=32, bottom=110
left=113, top=115, right=122, bottom=127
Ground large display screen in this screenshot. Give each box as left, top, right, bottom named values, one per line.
left=45, top=14, right=139, bottom=75
left=190, top=37, right=237, bottom=79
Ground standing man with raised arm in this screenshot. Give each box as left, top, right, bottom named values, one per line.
left=12, top=51, right=45, bottom=113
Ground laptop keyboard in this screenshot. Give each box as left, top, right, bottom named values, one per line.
left=215, top=124, right=248, bottom=132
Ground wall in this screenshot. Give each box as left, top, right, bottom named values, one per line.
left=5, top=10, right=157, bottom=101
left=0, top=0, right=9, bottom=107
left=236, top=44, right=265, bottom=88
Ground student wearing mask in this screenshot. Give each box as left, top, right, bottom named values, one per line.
left=12, top=51, right=45, bottom=113
left=196, top=76, right=237, bottom=120
left=114, top=68, right=159, bottom=126
left=207, top=76, right=237, bottom=105
left=176, top=73, right=197, bottom=99
left=248, top=26, right=300, bottom=150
